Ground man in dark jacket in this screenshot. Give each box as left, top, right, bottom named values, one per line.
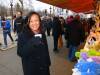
left=14, top=11, right=24, bottom=34
left=52, top=16, right=62, bottom=52
left=46, top=17, right=53, bottom=36
left=67, top=15, right=83, bottom=61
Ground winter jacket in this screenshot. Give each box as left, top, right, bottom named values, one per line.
left=52, top=17, right=62, bottom=37
left=1, top=20, right=11, bottom=31
left=14, top=16, right=24, bottom=33
left=17, top=26, right=51, bottom=66
left=68, top=19, right=83, bottom=46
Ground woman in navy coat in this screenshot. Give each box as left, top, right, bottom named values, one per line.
left=17, top=11, right=51, bottom=75
left=52, top=16, right=62, bottom=52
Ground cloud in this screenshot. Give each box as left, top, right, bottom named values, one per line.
left=33, top=1, right=51, bottom=11
left=1, top=0, right=51, bottom=11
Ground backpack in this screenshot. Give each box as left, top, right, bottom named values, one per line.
left=2, top=20, right=11, bottom=30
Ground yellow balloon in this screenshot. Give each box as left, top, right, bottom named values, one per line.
left=96, top=52, right=100, bottom=56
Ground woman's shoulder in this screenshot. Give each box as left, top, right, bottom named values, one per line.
left=18, top=32, right=26, bottom=40
left=18, top=28, right=30, bottom=38
left=21, top=26, right=32, bottom=35
left=41, top=33, right=46, bottom=38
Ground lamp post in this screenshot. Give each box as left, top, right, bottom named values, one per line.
left=61, top=8, right=63, bottom=15
left=0, top=1, right=1, bottom=16
left=49, top=6, right=52, bottom=16
left=53, top=6, right=55, bottom=16
left=44, top=9, right=47, bottom=16
left=10, top=0, right=13, bottom=30
left=66, top=9, right=68, bottom=16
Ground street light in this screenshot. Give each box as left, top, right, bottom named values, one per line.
left=10, top=0, right=13, bottom=30
left=53, top=6, right=55, bottom=16
left=49, top=6, right=52, bottom=16
left=44, top=9, right=47, bottom=16
left=66, top=9, right=68, bottom=16
left=0, top=0, right=1, bottom=16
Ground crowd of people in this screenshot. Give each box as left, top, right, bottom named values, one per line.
left=0, top=10, right=95, bottom=75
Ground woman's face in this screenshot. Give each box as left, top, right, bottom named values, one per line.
left=29, top=14, right=40, bottom=32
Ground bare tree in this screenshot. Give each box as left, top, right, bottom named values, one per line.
left=15, top=3, right=21, bottom=11
left=0, top=5, right=7, bottom=17
left=18, top=0, right=23, bottom=11
left=28, top=0, right=34, bottom=11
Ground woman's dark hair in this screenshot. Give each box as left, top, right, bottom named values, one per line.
left=26, top=11, right=42, bottom=33
left=27, top=11, right=41, bottom=24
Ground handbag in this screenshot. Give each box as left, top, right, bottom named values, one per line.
left=58, top=35, right=63, bottom=48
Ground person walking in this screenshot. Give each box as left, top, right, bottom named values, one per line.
left=46, top=17, right=52, bottom=36
left=17, top=11, right=51, bottom=75
left=52, top=16, right=62, bottom=52
left=1, top=16, right=14, bottom=48
left=67, top=15, right=83, bottom=62
left=64, top=16, right=74, bottom=48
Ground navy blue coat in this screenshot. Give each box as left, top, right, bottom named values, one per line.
left=17, top=26, right=51, bottom=66
left=68, top=19, right=82, bottom=46
left=52, top=17, right=62, bottom=37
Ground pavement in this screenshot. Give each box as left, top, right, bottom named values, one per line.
left=0, top=28, right=17, bottom=51
left=0, top=31, right=75, bottom=75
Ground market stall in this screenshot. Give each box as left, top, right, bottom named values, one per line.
left=72, top=1, right=100, bottom=75
left=39, top=0, right=100, bottom=75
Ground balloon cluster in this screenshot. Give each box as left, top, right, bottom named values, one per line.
left=75, top=49, right=100, bottom=63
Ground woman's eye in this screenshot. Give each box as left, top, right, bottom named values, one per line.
left=30, top=20, right=32, bottom=22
